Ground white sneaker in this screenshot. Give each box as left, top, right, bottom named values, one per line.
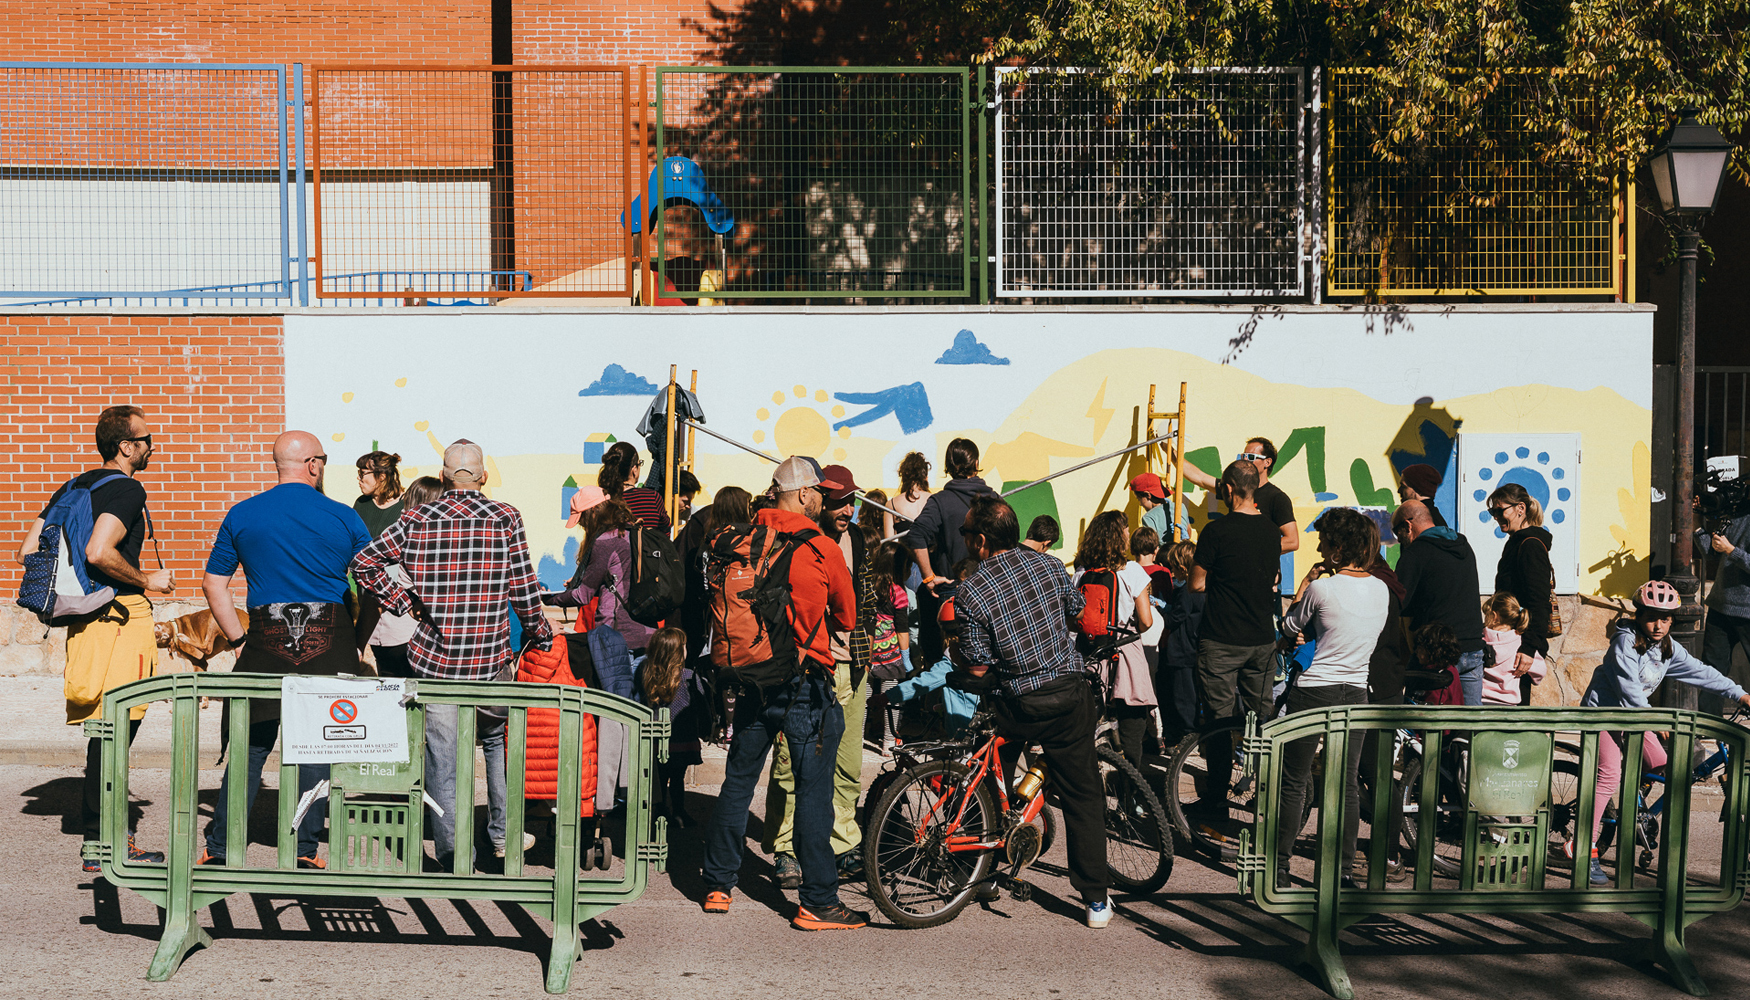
left=1086, top=899, right=1112, bottom=929
left=493, top=832, right=539, bottom=859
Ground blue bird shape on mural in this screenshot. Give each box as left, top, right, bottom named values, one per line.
left=833, top=383, right=934, bottom=435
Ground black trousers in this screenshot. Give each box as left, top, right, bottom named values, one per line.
left=995, top=676, right=1110, bottom=903
left=83, top=718, right=142, bottom=841
left=1276, top=684, right=1368, bottom=869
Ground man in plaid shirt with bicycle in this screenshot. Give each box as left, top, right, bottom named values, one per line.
left=352, top=439, right=553, bottom=870
left=955, top=495, right=1113, bottom=928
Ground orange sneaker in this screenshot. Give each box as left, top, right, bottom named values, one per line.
left=297, top=855, right=327, bottom=870
left=702, top=889, right=733, bottom=914
left=792, top=902, right=869, bottom=931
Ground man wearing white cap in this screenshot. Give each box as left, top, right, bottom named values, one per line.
left=701, top=456, right=865, bottom=930
left=352, top=439, right=553, bottom=870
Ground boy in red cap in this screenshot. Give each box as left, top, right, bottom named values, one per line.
left=1130, top=472, right=1171, bottom=543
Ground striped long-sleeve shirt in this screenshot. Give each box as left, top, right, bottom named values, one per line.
left=351, top=490, right=553, bottom=680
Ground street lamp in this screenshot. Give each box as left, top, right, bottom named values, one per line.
left=1650, top=109, right=1733, bottom=707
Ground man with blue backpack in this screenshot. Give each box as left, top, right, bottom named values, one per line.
left=15, top=405, right=174, bottom=872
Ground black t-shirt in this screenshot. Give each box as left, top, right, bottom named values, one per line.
left=40, top=469, right=149, bottom=596
left=352, top=493, right=406, bottom=538
left=1254, top=481, right=1295, bottom=527
left=1194, top=511, right=1281, bottom=646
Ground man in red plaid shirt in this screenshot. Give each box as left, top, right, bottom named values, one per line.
left=352, top=439, right=553, bottom=869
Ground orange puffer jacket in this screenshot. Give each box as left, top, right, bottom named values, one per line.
left=516, top=640, right=597, bottom=818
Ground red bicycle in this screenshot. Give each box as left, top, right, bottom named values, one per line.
left=861, top=676, right=1173, bottom=928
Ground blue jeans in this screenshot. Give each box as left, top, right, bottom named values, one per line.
left=703, top=671, right=845, bottom=909
left=205, top=717, right=329, bottom=859
left=425, top=704, right=509, bottom=865
left=1457, top=648, right=1487, bottom=707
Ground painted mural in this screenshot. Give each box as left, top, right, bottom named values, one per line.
left=283, top=308, right=1652, bottom=596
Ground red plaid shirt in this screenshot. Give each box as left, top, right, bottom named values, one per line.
left=351, top=490, right=554, bottom=680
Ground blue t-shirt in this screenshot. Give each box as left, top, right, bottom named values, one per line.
left=206, top=483, right=372, bottom=605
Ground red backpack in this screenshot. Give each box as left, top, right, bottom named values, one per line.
left=1075, top=568, right=1121, bottom=660
left=706, top=522, right=824, bottom=693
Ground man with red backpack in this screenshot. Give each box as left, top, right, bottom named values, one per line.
left=700, top=456, right=865, bottom=930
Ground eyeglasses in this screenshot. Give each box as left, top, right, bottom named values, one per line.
left=121, top=434, right=153, bottom=448
left=1236, top=452, right=1266, bottom=462
left=306, top=454, right=328, bottom=465
left=1488, top=504, right=1520, bottom=521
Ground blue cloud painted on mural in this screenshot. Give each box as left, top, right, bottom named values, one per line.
left=935, top=329, right=1009, bottom=366
left=834, top=383, right=934, bottom=435
left=578, top=364, right=659, bottom=396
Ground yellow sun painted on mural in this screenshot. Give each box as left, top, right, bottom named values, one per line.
left=754, top=384, right=852, bottom=462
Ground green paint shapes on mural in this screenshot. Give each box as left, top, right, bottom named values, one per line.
left=1184, top=447, right=1222, bottom=494
left=1274, top=427, right=1327, bottom=494
left=1003, top=480, right=1064, bottom=550
left=1349, top=459, right=1395, bottom=507
left=563, top=474, right=578, bottom=488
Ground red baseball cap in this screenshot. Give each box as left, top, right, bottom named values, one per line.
left=819, top=463, right=858, bottom=501
left=1129, top=472, right=1167, bottom=500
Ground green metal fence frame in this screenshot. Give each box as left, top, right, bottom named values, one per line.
left=652, top=66, right=975, bottom=300
left=85, top=673, right=668, bottom=994
left=1240, top=706, right=1749, bottom=999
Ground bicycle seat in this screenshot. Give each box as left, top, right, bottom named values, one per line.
left=947, top=671, right=999, bottom=696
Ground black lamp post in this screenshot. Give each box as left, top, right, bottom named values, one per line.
left=1649, top=110, right=1733, bottom=706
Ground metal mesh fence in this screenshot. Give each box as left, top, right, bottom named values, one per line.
left=1326, top=70, right=1623, bottom=297
left=0, top=63, right=290, bottom=302
left=311, top=66, right=635, bottom=300
left=996, top=69, right=1305, bottom=298
left=654, top=68, right=970, bottom=300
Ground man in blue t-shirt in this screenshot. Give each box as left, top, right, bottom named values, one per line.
left=198, top=430, right=371, bottom=869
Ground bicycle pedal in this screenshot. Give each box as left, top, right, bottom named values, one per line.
left=997, top=874, right=1033, bottom=903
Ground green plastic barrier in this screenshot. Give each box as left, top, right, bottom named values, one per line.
left=1238, top=706, right=1750, bottom=999
left=83, top=673, right=668, bottom=994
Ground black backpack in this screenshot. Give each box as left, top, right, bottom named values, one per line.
left=623, top=525, right=686, bottom=628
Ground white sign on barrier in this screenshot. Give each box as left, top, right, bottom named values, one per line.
left=281, top=676, right=409, bottom=763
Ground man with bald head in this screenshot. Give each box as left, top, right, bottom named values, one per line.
left=201, top=430, right=373, bottom=867
left=1394, top=499, right=1486, bottom=705
left=352, top=438, right=553, bottom=870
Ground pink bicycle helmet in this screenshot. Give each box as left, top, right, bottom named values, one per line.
left=1636, top=579, right=1681, bottom=612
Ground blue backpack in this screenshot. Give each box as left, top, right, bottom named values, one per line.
left=16, top=471, right=132, bottom=624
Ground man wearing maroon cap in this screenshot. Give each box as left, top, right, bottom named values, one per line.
left=1396, top=463, right=1447, bottom=527
left=1130, top=472, right=1172, bottom=543
left=764, top=463, right=874, bottom=885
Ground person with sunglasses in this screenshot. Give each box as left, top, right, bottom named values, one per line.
left=17, top=404, right=173, bottom=872
left=1174, top=436, right=1299, bottom=555
left=1487, top=483, right=1554, bottom=703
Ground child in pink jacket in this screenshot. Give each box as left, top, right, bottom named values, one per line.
left=1481, top=592, right=1547, bottom=705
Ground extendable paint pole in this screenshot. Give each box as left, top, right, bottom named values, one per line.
left=1000, top=432, right=1178, bottom=499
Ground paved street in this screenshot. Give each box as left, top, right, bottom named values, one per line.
left=6, top=726, right=1750, bottom=1000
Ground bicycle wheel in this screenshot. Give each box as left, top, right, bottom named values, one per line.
left=863, top=759, right=999, bottom=929
left=1397, top=756, right=1466, bottom=879
left=1164, top=721, right=1250, bottom=860
left=1544, top=759, right=1586, bottom=858
left=1096, top=744, right=1174, bottom=893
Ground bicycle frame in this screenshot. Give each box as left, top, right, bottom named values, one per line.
left=919, top=729, right=1047, bottom=854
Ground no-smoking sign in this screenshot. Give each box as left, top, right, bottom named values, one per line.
left=281, top=678, right=409, bottom=763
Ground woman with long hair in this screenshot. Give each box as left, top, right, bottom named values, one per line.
left=1072, top=509, right=1156, bottom=768
left=553, top=489, right=655, bottom=654
left=356, top=458, right=425, bottom=678
left=1487, top=482, right=1554, bottom=704
left=352, top=451, right=406, bottom=537
left=1275, top=507, right=1391, bottom=888
left=598, top=440, right=671, bottom=532
left=889, top=451, right=932, bottom=535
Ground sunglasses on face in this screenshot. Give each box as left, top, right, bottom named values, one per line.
left=121, top=434, right=153, bottom=448
left=1236, top=453, right=1265, bottom=462
left=1488, top=504, right=1520, bottom=521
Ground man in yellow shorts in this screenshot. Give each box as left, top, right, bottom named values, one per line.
left=16, top=405, right=174, bottom=872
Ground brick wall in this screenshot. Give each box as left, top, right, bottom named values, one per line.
left=0, top=315, right=285, bottom=598
left=7, top=1, right=491, bottom=65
